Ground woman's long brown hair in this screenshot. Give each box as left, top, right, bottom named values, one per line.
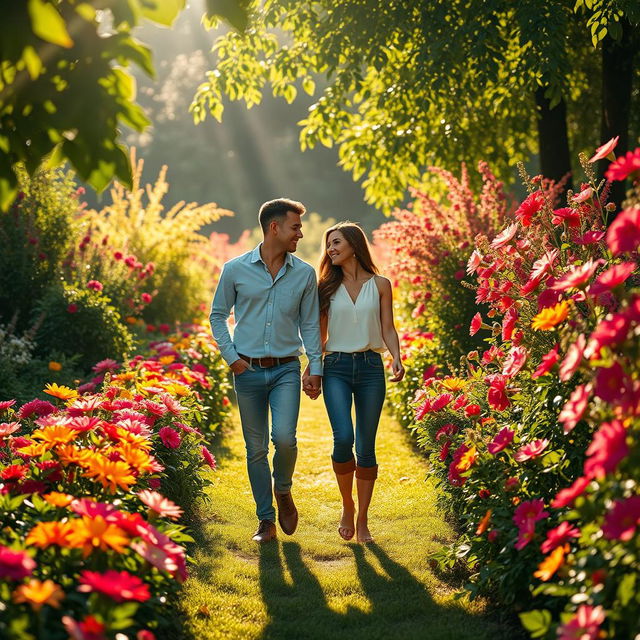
left=318, top=222, right=379, bottom=314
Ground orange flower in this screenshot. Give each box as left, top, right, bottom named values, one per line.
left=13, top=579, right=65, bottom=611
left=455, top=446, right=478, bottom=472
left=67, top=516, right=129, bottom=556
left=162, top=382, right=190, bottom=397
left=82, top=455, right=136, bottom=492
left=114, top=427, right=151, bottom=449
left=531, top=301, right=569, bottom=331
left=126, top=316, right=138, bottom=325
left=118, top=442, right=155, bottom=473
left=533, top=545, right=567, bottom=581
left=48, top=361, right=62, bottom=372
left=43, top=492, right=74, bottom=507
left=15, top=442, right=48, bottom=458
left=56, top=444, right=93, bottom=466
left=158, top=355, right=175, bottom=365
left=43, top=383, right=78, bottom=401
left=476, top=509, right=492, bottom=535
left=26, top=521, right=74, bottom=548
left=32, top=425, right=77, bottom=448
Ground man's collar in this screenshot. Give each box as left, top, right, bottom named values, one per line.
left=250, top=243, right=294, bottom=267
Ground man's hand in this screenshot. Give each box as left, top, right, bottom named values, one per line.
left=230, top=358, right=251, bottom=375
left=302, top=374, right=322, bottom=400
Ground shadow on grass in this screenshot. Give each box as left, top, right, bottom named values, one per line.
left=257, top=540, right=507, bottom=640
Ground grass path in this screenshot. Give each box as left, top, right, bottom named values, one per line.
left=178, top=393, right=516, bottom=640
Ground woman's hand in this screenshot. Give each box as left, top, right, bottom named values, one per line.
left=389, top=356, right=405, bottom=382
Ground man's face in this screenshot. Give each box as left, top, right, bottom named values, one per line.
left=275, top=211, right=303, bottom=252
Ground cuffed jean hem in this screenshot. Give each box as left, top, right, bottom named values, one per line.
left=332, top=457, right=356, bottom=474
left=355, top=464, right=378, bottom=480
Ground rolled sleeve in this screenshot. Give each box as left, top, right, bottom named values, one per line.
left=209, top=263, right=240, bottom=366
left=299, top=269, right=323, bottom=376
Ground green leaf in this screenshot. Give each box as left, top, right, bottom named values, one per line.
left=519, top=610, right=552, bottom=638
left=27, top=0, right=73, bottom=48
left=617, top=571, right=636, bottom=607
left=138, top=0, right=186, bottom=27
left=206, top=0, right=249, bottom=32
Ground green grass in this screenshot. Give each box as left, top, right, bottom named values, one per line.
left=177, top=393, right=517, bottom=639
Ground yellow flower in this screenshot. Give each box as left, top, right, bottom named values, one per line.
left=163, top=382, right=190, bottom=397
left=114, top=427, right=151, bottom=448
left=43, top=383, right=78, bottom=401
left=25, top=521, right=74, bottom=548
left=13, top=579, right=65, bottom=611
left=66, top=516, right=129, bottom=556
left=533, top=545, right=567, bottom=581
left=159, top=355, right=175, bottom=365
left=43, top=492, right=74, bottom=507
left=82, top=455, right=136, bottom=493
left=531, top=301, right=569, bottom=331
left=48, top=361, right=62, bottom=372
left=31, top=425, right=77, bottom=448
left=441, top=377, right=467, bottom=392
left=117, top=442, right=155, bottom=473
left=455, top=446, right=478, bottom=473
left=113, top=372, right=135, bottom=383
left=15, top=442, right=48, bottom=458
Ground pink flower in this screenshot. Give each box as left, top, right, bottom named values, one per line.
left=584, top=420, right=628, bottom=480
left=515, top=192, right=545, bottom=227
left=138, top=490, right=183, bottom=520
left=491, top=223, right=518, bottom=249
left=141, top=293, right=152, bottom=304
left=435, top=423, right=458, bottom=441
left=514, top=499, right=549, bottom=527
left=540, top=521, right=580, bottom=554
left=590, top=262, right=636, bottom=294
left=574, top=230, right=605, bottom=245
left=487, top=375, right=510, bottom=411
left=469, top=312, right=483, bottom=336
left=551, top=476, right=590, bottom=509
left=558, top=334, right=585, bottom=382
left=552, top=260, right=601, bottom=291
left=588, top=314, right=631, bottom=353
left=138, top=632, right=156, bottom=640
left=412, top=303, right=425, bottom=318
left=431, top=393, right=453, bottom=412
left=606, top=206, right=640, bottom=255
left=158, top=426, right=181, bottom=449
left=0, top=400, right=16, bottom=411
left=0, top=422, right=20, bottom=438
left=571, top=186, right=593, bottom=203
left=532, top=345, right=559, bottom=378
left=201, top=445, right=216, bottom=469
left=0, top=545, right=36, bottom=580
left=87, top=280, right=103, bottom=292
left=601, top=495, right=640, bottom=541
left=605, top=147, right=640, bottom=181
left=16, top=399, right=56, bottom=419
left=557, top=605, right=605, bottom=640
left=594, top=361, right=632, bottom=404
left=501, top=307, right=518, bottom=341
left=589, top=135, right=619, bottom=163
left=92, top=359, right=119, bottom=373
left=502, top=346, right=527, bottom=378
left=514, top=439, right=549, bottom=462
left=487, top=427, right=514, bottom=454
left=466, top=250, right=483, bottom=275
left=515, top=518, right=536, bottom=550
left=558, top=384, right=591, bottom=434
left=78, top=570, right=150, bottom=602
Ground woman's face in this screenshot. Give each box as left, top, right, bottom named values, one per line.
left=326, top=230, right=354, bottom=266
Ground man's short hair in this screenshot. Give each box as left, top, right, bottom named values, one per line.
left=258, top=198, right=306, bottom=232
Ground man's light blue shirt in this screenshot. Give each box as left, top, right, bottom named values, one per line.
left=210, top=245, right=323, bottom=376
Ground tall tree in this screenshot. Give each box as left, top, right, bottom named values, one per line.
left=192, top=0, right=640, bottom=211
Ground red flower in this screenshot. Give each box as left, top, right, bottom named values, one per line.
left=606, top=206, right=640, bottom=255
left=540, top=521, right=580, bottom=554
left=574, top=230, right=605, bottom=245
left=201, top=445, right=216, bottom=469
left=558, top=334, right=585, bottom=382
left=589, top=135, right=619, bottom=163
left=487, top=375, right=510, bottom=411
left=435, top=423, right=458, bottom=441
left=584, top=420, right=628, bottom=480
left=67, top=303, right=78, bottom=313
left=502, top=346, right=527, bottom=378
left=558, top=384, right=591, bottom=434
left=1, top=464, right=29, bottom=481
left=601, top=495, right=640, bottom=541
left=532, top=345, right=559, bottom=378
left=431, top=393, right=453, bottom=411
left=515, top=192, right=545, bottom=227
left=551, top=207, right=581, bottom=227
left=490, top=223, right=518, bottom=249
left=501, top=307, right=518, bottom=341
left=590, top=262, right=637, bottom=294
left=438, top=440, right=451, bottom=461
left=514, top=439, right=549, bottom=462
left=594, top=361, right=632, bottom=404
left=487, top=427, right=514, bottom=454
left=551, top=476, right=590, bottom=509
left=551, top=260, right=601, bottom=291
left=605, top=147, right=640, bottom=181
left=478, top=489, right=491, bottom=499
left=464, top=404, right=481, bottom=417
left=557, top=605, right=605, bottom=640
left=0, top=545, right=36, bottom=580
left=469, top=312, right=483, bottom=336
left=158, top=426, right=181, bottom=449
left=504, top=476, right=519, bottom=491
left=86, top=280, right=103, bottom=292
left=589, top=313, right=631, bottom=355
left=78, top=570, right=151, bottom=602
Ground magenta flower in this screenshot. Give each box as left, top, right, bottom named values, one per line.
left=588, top=313, right=631, bottom=353
left=16, top=399, right=56, bottom=419
left=551, top=476, right=590, bottom=509
left=487, top=427, right=514, bottom=455
left=558, top=334, right=585, bottom=382
left=513, top=499, right=549, bottom=527
left=92, top=359, right=119, bottom=373
left=558, top=384, right=591, bottom=434
left=584, top=420, right=628, bottom=480
left=557, top=605, right=605, bottom=640
left=141, top=293, right=153, bottom=304
left=201, top=445, right=216, bottom=469
left=540, top=521, right=580, bottom=553
left=158, top=426, right=181, bottom=449
left=575, top=230, right=605, bottom=245
left=87, top=280, right=103, bottom=292
left=594, top=361, right=632, bottom=404
left=532, top=345, right=559, bottom=378
left=590, top=261, right=636, bottom=294
left=601, top=495, right=640, bottom=541
left=431, top=393, right=453, bottom=411
left=606, top=206, right=640, bottom=255
left=514, top=518, right=536, bottom=550
left=551, top=260, right=601, bottom=291
left=469, top=312, right=482, bottom=336
left=0, top=545, right=36, bottom=580
left=78, top=570, right=151, bottom=602
left=0, top=400, right=16, bottom=411
left=514, top=439, right=549, bottom=462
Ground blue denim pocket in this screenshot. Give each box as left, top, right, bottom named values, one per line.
left=323, top=352, right=340, bottom=367
left=366, top=351, right=384, bottom=368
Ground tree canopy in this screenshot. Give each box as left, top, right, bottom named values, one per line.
left=192, top=0, right=640, bottom=211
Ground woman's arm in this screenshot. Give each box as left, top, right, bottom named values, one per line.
left=377, top=276, right=405, bottom=382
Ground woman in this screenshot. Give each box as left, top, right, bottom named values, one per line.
left=305, top=221, right=404, bottom=543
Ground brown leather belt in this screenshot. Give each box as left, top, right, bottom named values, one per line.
left=238, top=354, right=298, bottom=368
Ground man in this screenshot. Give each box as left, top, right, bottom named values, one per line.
left=210, top=198, right=323, bottom=543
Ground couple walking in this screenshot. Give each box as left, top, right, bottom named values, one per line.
left=210, top=198, right=404, bottom=544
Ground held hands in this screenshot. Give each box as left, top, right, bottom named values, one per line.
left=389, top=356, right=405, bottom=382
left=302, top=367, right=322, bottom=399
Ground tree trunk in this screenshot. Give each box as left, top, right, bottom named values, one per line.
left=600, top=20, right=638, bottom=212
left=535, top=87, right=573, bottom=194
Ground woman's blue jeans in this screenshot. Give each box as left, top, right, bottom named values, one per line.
left=322, top=351, right=386, bottom=469
left=233, top=360, right=301, bottom=522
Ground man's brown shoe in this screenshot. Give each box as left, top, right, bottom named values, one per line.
left=275, top=491, right=298, bottom=535
left=252, top=520, right=277, bottom=543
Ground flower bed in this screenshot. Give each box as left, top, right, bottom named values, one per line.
left=409, top=144, right=640, bottom=638
left=0, top=324, right=231, bottom=639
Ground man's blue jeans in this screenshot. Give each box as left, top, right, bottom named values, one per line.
left=233, top=360, right=301, bottom=522
left=322, top=351, right=386, bottom=469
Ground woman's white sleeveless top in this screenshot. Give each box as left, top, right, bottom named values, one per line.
left=325, top=277, right=386, bottom=353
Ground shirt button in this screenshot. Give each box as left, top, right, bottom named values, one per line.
left=267, top=322, right=271, bottom=326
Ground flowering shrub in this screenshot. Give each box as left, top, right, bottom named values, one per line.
left=410, top=141, right=640, bottom=638
left=0, top=323, right=230, bottom=639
